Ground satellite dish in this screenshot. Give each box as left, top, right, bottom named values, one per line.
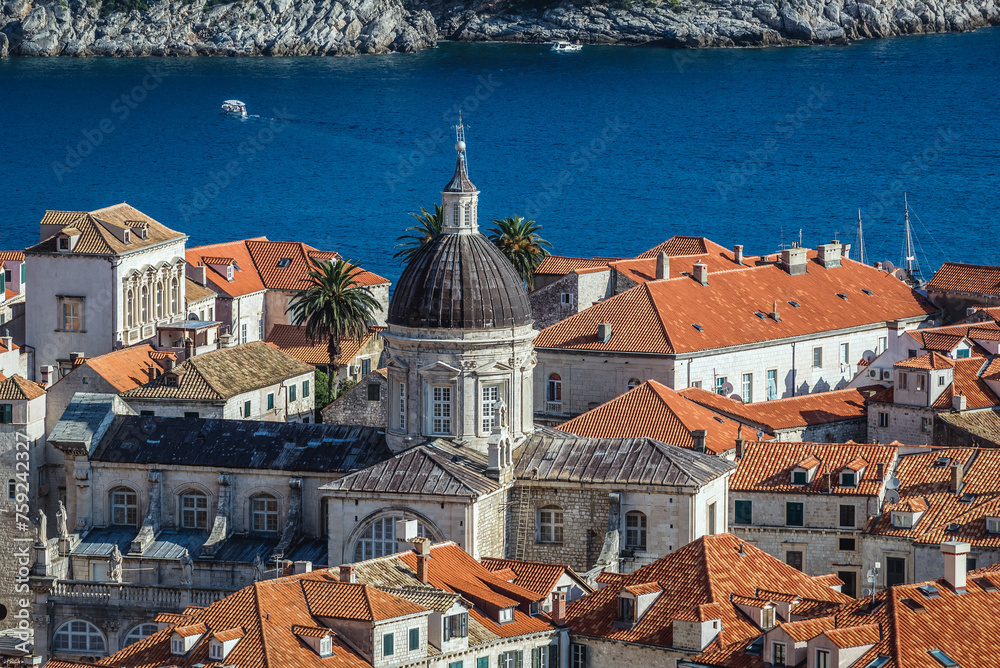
left=720, top=382, right=734, bottom=396
left=886, top=489, right=900, bottom=504
left=862, top=588, right=872, bottom=597
left=884, top=260, right=895, bottom=272
left=728, top=394, right=743, bottom=403
left=886, top=477, right=901, bottom=490
left=862, top=350, right=877, bottom=363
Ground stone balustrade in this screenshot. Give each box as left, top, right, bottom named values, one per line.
left=49, top=580, right=231, bottom=610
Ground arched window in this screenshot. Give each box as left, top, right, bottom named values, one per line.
left=141, top=286, right=149, bottom=323
left=547, top=374, right=562, bottom=403
left=170, top=278, right=179, bottom=314
left=625, top=511, right=647, bottom=550
left=126, top=290, right=134, bottom=328
left=537, top=506, right=563, bottom=543
left=627, top=378, right=641, bottom=390
left=353, top=516, right=428, bottom=562
left=123, top=623, right=158, bottom=647
left=53, top=620, right=106, bottom=653
left=110, top=487, right=138, bottom=526
left=155, top=282, right=164, bottom=319
left=180, top=491, right=208, bottom=529
left=251, top=494, right=278, bottom=533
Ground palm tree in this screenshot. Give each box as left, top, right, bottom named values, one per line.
left=488, top=215, right=552, bottom=290
left=393, top=204, right=443, bottom=263
left=287, top=259, right=380, bottom=398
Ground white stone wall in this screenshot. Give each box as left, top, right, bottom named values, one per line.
left=225, top=291, right=266, bottom=344
left=867, top=402, right=936, bottom=445
left=573, top=636, right=687, bottom=668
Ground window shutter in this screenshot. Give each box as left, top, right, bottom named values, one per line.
left=531, top=648, right=539, bottom=668
left=548, top=644, right=559, bottom=667
left=461, top=612, right=468, bottom=637
left=443, top=615, right=450, bottom=640
left=515, top=650, right=524, bottom=668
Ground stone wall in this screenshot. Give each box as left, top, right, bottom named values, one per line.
left=474, top=487, right=508, bottom=559
left=507, top=485, right=611, bottom=573
left=868, top=402, right=936, bottom=445
left=322, top=371, right=388, bottom=427
left=572, top=636, right=687, bottom=668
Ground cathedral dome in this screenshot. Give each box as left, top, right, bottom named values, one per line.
left=388, top=231, right=533, bottom=329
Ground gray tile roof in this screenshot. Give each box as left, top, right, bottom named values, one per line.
left=48, top=393, right=135, bottom=455
left=90, top=416, right=392, bottom=473
left=515, top=427, right=736, bottom=487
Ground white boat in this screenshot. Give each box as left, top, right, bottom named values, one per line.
left=551, top=41, right=582, bottom=52
left=221, top=100, right=247, bottom=116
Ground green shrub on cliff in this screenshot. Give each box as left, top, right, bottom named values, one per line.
left=97, top=0, right=149, bottom=17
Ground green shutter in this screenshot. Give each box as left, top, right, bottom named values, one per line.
left=477, top=658, right=489, bottom=668
left=383, top=633, right=393, bottom=656
left=244, top=400, right=251, bottom=416
left=409, top=627, right=419, bottom=650
left=548, top=644, right=558, bottom=668
left=303, top=380, right=309, bottom=397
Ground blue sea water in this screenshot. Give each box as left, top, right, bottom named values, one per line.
left=1, top=30, right=998, bottom=284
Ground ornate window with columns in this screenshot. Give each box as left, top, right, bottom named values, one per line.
left=156, top=281, right=164, bottom=319
left=126, top=290, right=134, bottom=328
left=141, top=286, right=149, bottom=323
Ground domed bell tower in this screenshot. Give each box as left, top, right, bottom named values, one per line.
left=383, top=118, right=536, bottom=455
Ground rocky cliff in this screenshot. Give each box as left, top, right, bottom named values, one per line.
left=0, top=0, right=997, bottom=57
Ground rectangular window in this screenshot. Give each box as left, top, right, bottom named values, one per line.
left=878, top=336, right=887, bottom=352
left=432, top=386, right=452, bottom=434
left=786, top=550, right=803, bottom=571
left=303, top=380, right=310, bottom=398
left=741, top=372, right=752, bottom=402
left=241, top=323, right=248, bottom=344
left=708, top=501, right=717, bottom=534
left=140, top=410, right=154, bottom=416
left=478, top=658, right=489, bottom=668
left=243, top=400, right=251, bottom=417
left=398, top=382, right=406, bottom=430
left=838, top=570, right=857, bottom=598
left=0, top=404, right=11, bottom=424
left=766, top=369, right=778, bottom=400
left=408, top=627, right=419, bottom=651
left=450, top=663, right=464, bottom=668
left=183, top=411, right=199, bottom=419
left=691, top=380, right=702, bottom=389
left=939, top=375, right=946, bottom=386
left=442, top=612, right=468, bottom=640
left=792, top=471, right=807, bottom=485
left=922, top=417, right=932, bottom=433
left=498, top=651, right=523, bottom=668
left=259, top=318, right=265, bottom=341
left=538, top=507, right=563, bottom=543
left=841, top=342, right=850, bottom=365
left=887, top=557, right=906, bottom=586
left=841, top=472, right=856, bottom=487
left=361, top=358, right=371, bottom=376
left=715, top=376, right=728, bottom=395
left=289, top=384, right=297, bottom=402
left=786, top=502, right=804, bottom=526
left=879, top=412, right=889, bottom=427
left=813, top=347, right=823, bottom=368
left=570, top=644, right=587, bottom=668
left=772, top=642, right=786, bottom=667
left=839, top=537, right=856, bottom=552
left=482, top=384, right=500, bottom=433
left=899, top=372, right=909, bottom=390
left=560, top=292, right=572, bottom=305
left=840, top=504, right=856, bottom=528
left=367, top=383, right=381, bottom=401
left=957, top=348, right=971, bottom=359
left=916, top=374, right=926, bottom=391
left=909, top=349, right=918, bottom=358
left=531, top=646, right=550, bottom=668
left=816, top=649, right=831, bottom=668
left=61, top=298, right=83, bottom=331
left=383, top=633, right=394, bottom=657
left=734, top=500, right=752, bottom=525
left=267, top=393, right=274, bottom=410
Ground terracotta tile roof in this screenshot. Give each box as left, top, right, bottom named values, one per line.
left=480, top=558, right=591, bottom=599
left=534, top=255, right=623, bottom=276
left=624, top=582, right=663, bottom=596
left=49, top=344, right=170, bottom=394
left=896, top=351, right=955, bottom=370
left=213, top=627, right=244, bottom=642
left=0, top=374, right=46, bottom=400
left=845, top=457, right=869, bottom=471
left=937, top=409, right=1000, bottom=446
left=184, top=277, right=217, bottom=305
left=27, top=204, right=186, bottom=256
left=245, top=239, right=387, bottom=290
left=636, top=235, right=719, bottom=258
left=174, top=623, right=207, bottom=637
left=780, top=615, right=838, bottom=642
left=797, top=455, right=821, bottom=469
left=290, top=625, right=330, bottom=638
left=535, top=257, right=936, bottom=354
left=910, top=330, right=968, bottom=353
left=303, top=580, right=428, bottom=621
left=0, top=251, right=24, bottom=261
left=557, top=380, right=745, bottom=454
left=927, top=261, right=1000, bottom=295
left=187, top=239, right=268, bottom=298
left=609, top=250, right=750, bottom=284
left=201, top=256, right=236, bottom=266
left=120, top=341, right=313, bottom=401
left=595, top=571, right=624, bottom=586
left=566, top=534, right=850, bottom=652
left=730, top=441, right=898, bottom=496
left=680, top=385, right=874, bottom=433
left=919, top=357, right=1000, bottom=410
left=265, top=325, right=380, bottom=367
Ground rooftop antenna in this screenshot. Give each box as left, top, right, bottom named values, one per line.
left=799, top=228, right=803, bottom=248
left=857, top=209, right=868, bottom=266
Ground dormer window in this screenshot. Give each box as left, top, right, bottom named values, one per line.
left=319, top=635, right=333, bottom=658
left=987, top=517, right=1000, bottom=534
left=618, top=596, right=635, bottom=625
left=277, top=258, right=292, bottom=268
left=893, top=512, right=913, bottom=529
left=165, top=374, right=178, bottom=387
left=498, top=606, right=514, bottom=624
left=226, top=265, right=234, bottom=281
left=209, top=642, right=223, bottom=660
left=123, top=230, right=131, bottom=244
left=841, top=471, right=856, bottom=487
left=58, top=236, right=71, bottom=251
left=761, top=607, right=775, bottom=629
left=792, top=471, right=807, bottom=485
left=171, top=638, right=185, bottom=655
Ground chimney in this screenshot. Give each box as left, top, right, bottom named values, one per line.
left=781, top=247, right=808, bottom=276
left=551, top=591, right=567, bottom=626
left=770, top=300, right=780, bottom=322
left=597, top=322, right=613, bottom=343
left=655, top=252, right=670, bottom=280
left=876, top=461, right=885, bottom=480
left=0, top=335, right=12, bottom=351
left=941, top=541, right=970, bottom=593
left=952, top=394, right=967, bottom=411
left=162, top=356, right=174, bottom=372
left=693, top=262, right=708, bottom=285
left=184, top=337, right=195, bottom=360
left=950, top=462, right=963, bottom=494
left=186, top=264, right=208, bottom=286
left=293, top=560, right=312, bottom=574
left=146, top=363, right=157, bottom=383
left=817, top=242, right=843, bottom=269
left=734, top=245, right=744, bottom=266
left=339, top=564, right=355, bottom=583
left=692, top=429, right=707, bottom=453
left=414, top=537, right=432, bottom=584
left=39, top=365, right=53, bottom=387
left=735, top=438, right=745, bottom=460
left=822, top=472, right=832, bottom=493
left=842, top=243, right=851, bottom=259
left=69, top=351, right=84, bottom=363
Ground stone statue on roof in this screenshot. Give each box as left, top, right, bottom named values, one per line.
left=109, top=544, right=123, bottom=583
left=36, top=509, right=47, bottom=546
left=179, top=549, right=193, bottom=586
left=253, top=554, right=266, bottom=581
left=56, top=501, right=69, bottom=539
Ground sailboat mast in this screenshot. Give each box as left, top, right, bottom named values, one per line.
left=904, top=193, right=915, bottom=275
left=857, top=209, right=867, bottom=266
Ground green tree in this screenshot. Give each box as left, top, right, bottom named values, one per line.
left=393, top=204, right=443, bottom=264
left=488, top=215, right=552, bottom=290
left=287, top=259, right=380, bottom=399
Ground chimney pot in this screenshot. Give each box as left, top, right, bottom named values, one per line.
left=876, top=461, right=885, bottom=480
left=414, top=538, right=432, bottom=584
left=781, top=247, right=809, bottom=275
left=339, top=564, right=355, bottom=583
left=693, top=262, right=708, bottom=286
left=817, top=242, right=843, bottom=269
left=734, top=245, right=744, bottom=266
left=822, top=472, right=832, bottom=493
left=950, top=462, right=963, bottom=494
left=656, top=252, right=670, bottom=280
left=692, top=429, right=707, bottom=453
left=551, top=591, right=568, bottom=626
left=941, top=541, right=970, bottom=592
left=293, top=560, right=312, bottom=574
left=770, top=300, right=780, bottom=322
left=735, top=438, right=745, bottom=459
left=842, top=243, right=851, bottom=259
left=952, top=394, right=967, bottom=412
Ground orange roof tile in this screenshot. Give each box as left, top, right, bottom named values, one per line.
left=303, top=580, right=428, bottom=621
left=173, top=623, right=207, bottom=637
left=535, top=256, right=936, bottom=354
left=187, top=239, right=267, bottom=298
left=49, top=344, right=165, bottom=394
left=845, top=457, right=869, bottom=471
left=291, top=625, right=331, bottom=638
left=265, top=325, right=380, bottom=367
left=557, top=380, right=744, bottom=455
left=535, top=255, right=623, bottom=276
left=927, top=262, right=1000, bottom=295
left=213, top=627, right=244, bottom=642
left=797, top=455, right=821, bottom=469
left=245, top=239, right=387, bottom=291
left=480, top=558, right=590, bottom=599
left=896, top=351, right=955, bottom=370
left=201, top=256, right=236, bottom=266
left=624, top=582, right=663, bottom=596
left=730, top=441, right=898, bottom=496
left=0, top=251, right=24, bottom=261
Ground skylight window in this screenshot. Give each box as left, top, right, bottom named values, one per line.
left=933, top=457, right=951, bottom=468
left=692, top=324, right=704, bottom=331
left=917, top=584, right=941, bottom=599
left=754, top=311, right=766, bottom=319
left=863, top=657, right=890, bottom=668
left=945, top=523, right=960, bottom=533
left=973, top=577, right=998, bottom=592
left=900, top=598, right=926, bottom=612
left=713, top=416, right=724, bottom=423
left=928, top=649, right=960, bottom=667
left=862, top=288, right=874, bottom=296
left=836, top=293, right=848, bottom=300
left=744, top=636, right=763, bottom=657
left=959, top=493, right=975, bottom=503
left=277, top=258, right=293, bottom=268
left=788, top=300, right=800, bottom=308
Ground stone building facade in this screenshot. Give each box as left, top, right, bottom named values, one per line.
left=321, top=370, right=388, bottom=427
